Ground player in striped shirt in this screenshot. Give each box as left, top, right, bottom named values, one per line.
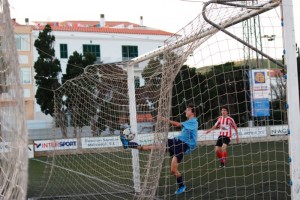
left=205, top=106, right=239, bottom=168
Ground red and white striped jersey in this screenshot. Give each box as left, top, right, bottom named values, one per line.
left=214, top=116, right=237, bottom=138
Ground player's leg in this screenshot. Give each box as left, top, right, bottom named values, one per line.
left=120, top=134, right=164, bottom=150
left=215, top=137, right=223, bottom=167
left=172, top=156, right=187, bottom=195
left=171, top=139, right=187, bottom=195
left=119, top=134, right=140, bottom=149
left=171, top=156, right=180, bottom=177
left=215, top=146, right=222, bottom=159
left=220, top=143, right=227, bottom=167
left=137, top=144, right=163, bottom=151
left=220, top=137, right=230, bottom=166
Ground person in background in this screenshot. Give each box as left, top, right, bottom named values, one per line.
left=206, top=106, right=239, bottom=168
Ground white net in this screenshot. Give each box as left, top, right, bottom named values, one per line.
left=0, top=0, right=28, bottom=199
left=28, top=0, right=293, bottom=199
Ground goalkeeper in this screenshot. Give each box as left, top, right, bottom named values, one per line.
left=120, top=103, right=198, bottom=195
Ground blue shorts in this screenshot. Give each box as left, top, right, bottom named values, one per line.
left=167, top=138, right=188, bottom=163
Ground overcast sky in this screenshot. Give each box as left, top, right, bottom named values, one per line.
left=8, top=0, right=300, bottom=44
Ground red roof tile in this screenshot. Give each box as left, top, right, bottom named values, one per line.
left=12, top=19, right=20, bottom=26
left=32, top=25, right=173, bottom=36
left=33, top=20, right=142, bottom=28
left=268, top=69, right=284, bottom=77
left=31, top=20, right=174, bottom=36
left=119, top=114, right=153, bottom=123
left=58, top=21, right=141, bottom=28
left=137, top=114, right=153, bottom=122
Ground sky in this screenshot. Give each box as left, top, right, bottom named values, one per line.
left=8, top=0, right=300, bottom=45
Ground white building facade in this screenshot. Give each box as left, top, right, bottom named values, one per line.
left=31, top=19, right=173, bottom=123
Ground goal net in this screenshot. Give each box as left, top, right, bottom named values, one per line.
left=29, top=0, right=294, bottom=199
left=0, top=0, right=28, bottom=199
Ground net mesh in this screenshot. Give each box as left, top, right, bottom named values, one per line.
left=29, top=0, right=291, bottom=199
left=0, top=0, right=28, bottom=199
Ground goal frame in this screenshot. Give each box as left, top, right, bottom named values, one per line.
left=125, top=0, right=300, bottom=199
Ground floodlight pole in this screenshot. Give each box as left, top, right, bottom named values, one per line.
left=127, top=63, right=141, bottom=193
left=282, top=0, right=300, bottom=199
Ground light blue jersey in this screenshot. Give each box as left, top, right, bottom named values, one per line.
left=177, top=117, right=198, bottom=154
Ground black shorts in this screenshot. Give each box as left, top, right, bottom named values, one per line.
left=215, top=136, right=231, bottom=147
left=167, top=138, right=188, bottom=163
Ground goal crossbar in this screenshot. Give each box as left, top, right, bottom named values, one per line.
left=130, top=0, right=281, bottom=65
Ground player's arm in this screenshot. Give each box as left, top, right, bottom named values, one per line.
left=234, top=126, right=239, bottom=143
left=206, top=117, right=220, bottom=134
left=158, top=116, right=182, bottom=127
left=205, top=125, right=217, bottom=134
left=232, top=120, right=239, bottom=143
left=169, top=119, right=182, bottom=127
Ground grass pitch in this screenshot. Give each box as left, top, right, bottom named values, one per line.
left=27, top=140, right=290, bottom=199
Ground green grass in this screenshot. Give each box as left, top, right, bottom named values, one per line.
left=27, top=141, right=290, bottom=199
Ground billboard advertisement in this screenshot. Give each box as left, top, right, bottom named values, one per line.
left=249, top=69, right=270, bottom=117
left=34, top=139, right=78, bottom=151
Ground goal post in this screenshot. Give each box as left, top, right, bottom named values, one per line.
left=281, top=0, right=300, bottom=199
left=0, top=0, right=28, bottom=199
left=127, top=63, right=141, bottom=193
left=28, top=0, right=298, bottom=199
left=130, top=0, right=282, bottom=66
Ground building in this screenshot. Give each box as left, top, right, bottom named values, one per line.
left=14, top=16, right=173, bottom=129
left=32, top=15, right=173, bottom=85
left=268, top=68, right=285, bottom=100
left=13, top=18, right=35, bottom=120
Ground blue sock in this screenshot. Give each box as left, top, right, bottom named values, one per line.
left=176, top=176, right=184, bottom=188
left=128, top=142, right=139, bottom=149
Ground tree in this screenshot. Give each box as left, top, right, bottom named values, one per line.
left=141, top=57, right=162, bottom=85
left=196, top=62, right=250, bottom=127
left=58, top=51, right=96, bottom=137
left=62, top=51, right=96, bottom=84
left=140, top=57, right=163, bottom=116
left=171, top=65, right=201, bottom=124
left=34, top=24, right=61, bottom=116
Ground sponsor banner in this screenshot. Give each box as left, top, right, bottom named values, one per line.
left=0, top=142, right=11, bottom=153
left=237, top=127, right=267, bottom=138
left=34, top=139, right=77, bottom=151
left=0, top=143, right=35, bottom=158
left=252, top=98, right=270, bottom=117
left=197, top=130, right=218, bottom=141
left=28, top=144, right=34, bottom=158
left=82, top=137, right=120, bottom=149
left=270, top=125, right=288, bottom=136
left=197, top=127, right=266, bottom=141
left=56, top=126, right=270, bottom=151
left=252, top=84, right=269, bottom=99
left=249, top=69, right=270, bottom=117
left=82, top=135, right=156, bottom=149
left=138, top=134, right=154, bottom=146
left=250, top=69, right=270, bottom=99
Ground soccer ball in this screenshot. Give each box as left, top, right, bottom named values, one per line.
left=123, top=128, right=135, bottom=141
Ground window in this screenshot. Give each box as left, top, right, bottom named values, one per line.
left=83, top=44, right=100, bottom=62
left=20, top=68, right=31, bottom=84
left=122, top=46, right=138, bottom=61
left=19, top=55, right=29, bottom=64
left=60, top=44, right=68, bottom=58
left=134, top=76, right=140, bottom=88
left=23, top=89, right=31, bottom=98
left=158, top=46, right=163, bottom=60
left=15, top=34, right=30, bottom=51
